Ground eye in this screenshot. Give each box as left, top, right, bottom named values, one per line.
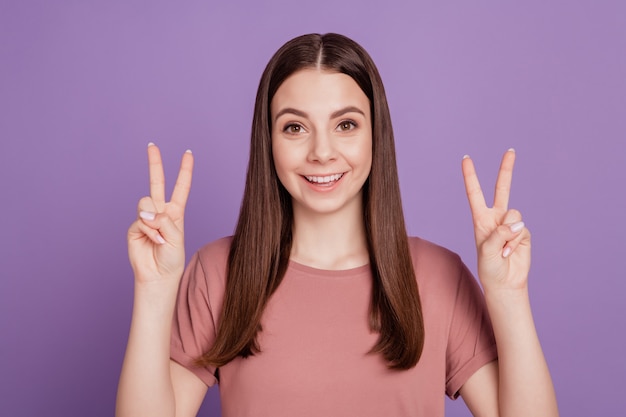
left=337, top=120, right=357, bottom=131
left=283, top=123, right=304, bottom=134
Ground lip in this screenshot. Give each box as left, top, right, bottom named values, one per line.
left=304, top=172, right=344, bottom=182
left=301, top=172, right=346, bottom=190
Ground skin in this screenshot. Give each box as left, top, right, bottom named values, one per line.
left=116, top=69, right=558, bottom=416
left=270, top=69, right=372, bottom=269
left=117, top=144, right=206, bottom=417
left=459, top=152, right=559, bottom=416
left=271, top=69, right=372, bottom=218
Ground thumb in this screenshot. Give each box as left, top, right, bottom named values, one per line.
left=139, top=211, right=184, bottom=246
left=480, top=220, right=525, bottom=258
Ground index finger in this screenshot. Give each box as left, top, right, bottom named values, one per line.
left=147, top=143, right=166, bottom=211
left=170, top=150, right=194, bottom=209
left=462, top=154, right=487, bottom=217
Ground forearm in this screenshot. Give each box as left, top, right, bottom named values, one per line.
left=116, top=281, right=179, bottom=417
left=485, top=288, right=559, bottom=417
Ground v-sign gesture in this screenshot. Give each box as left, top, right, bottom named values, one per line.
left=462, top=149, right=531, bottom=292
left=127, top=143, right=194, bottom=284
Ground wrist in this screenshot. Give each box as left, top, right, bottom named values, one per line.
left=484, top=285, right=529, bottom=300
left=133, top=280, right=180, bottom=316
left=483, top=286, right=532, bottom=317
left=484, top=287, right=530, bottom=306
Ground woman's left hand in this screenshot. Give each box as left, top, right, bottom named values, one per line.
left=462, top=149, right=531, bottom=292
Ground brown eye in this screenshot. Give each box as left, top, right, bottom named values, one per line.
left=338, top=120, right=356, bottom=131
left=284, top=124, right=303, bottom=134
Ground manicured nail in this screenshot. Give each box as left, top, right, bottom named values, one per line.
left=502, top=247, right=512, bottom=258
left=156, top=234, right=166, bottom=245
left=139, top=211, right=156, bottom=221
left=508, top=148, right=516, bottom=152
left=148, top=142, right=155, bottom=147
left=463, top=154, right=470, bottom=159
left=185, top=149, right=192, bottom=154
left=510, top=221, right=525, bottom=233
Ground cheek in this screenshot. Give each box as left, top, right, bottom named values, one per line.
left=271, top=137, right=283, bottom=168
left=271, top=141, right=293, bottom=181
left=352, top=140, right=373, bottom=172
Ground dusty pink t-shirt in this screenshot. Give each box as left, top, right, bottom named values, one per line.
left=171, top=237, right=497, bottom=416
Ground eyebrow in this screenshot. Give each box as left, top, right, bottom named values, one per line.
left=273, top=106, right=366, bottom=123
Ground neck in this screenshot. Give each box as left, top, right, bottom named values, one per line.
left=290, top=203, right=370, bottom=270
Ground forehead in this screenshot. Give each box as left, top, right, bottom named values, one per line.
left=271, top=69, right=369, bottom=116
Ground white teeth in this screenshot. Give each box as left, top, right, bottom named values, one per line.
left=305, top=173, right=344, bottom=183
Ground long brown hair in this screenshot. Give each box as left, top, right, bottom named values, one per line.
left=198, top=33, right=424, bottom=370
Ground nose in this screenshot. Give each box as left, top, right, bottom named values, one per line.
left=308, top=130, right=336, bottom=164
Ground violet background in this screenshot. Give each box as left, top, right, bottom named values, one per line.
left=1, top=1, right=624, bottom=416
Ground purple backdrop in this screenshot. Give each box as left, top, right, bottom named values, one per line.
left=1, top=1, right=624, bottom=416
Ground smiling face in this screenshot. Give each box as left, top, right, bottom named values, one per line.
left=271, top=68, right=373, bottom=219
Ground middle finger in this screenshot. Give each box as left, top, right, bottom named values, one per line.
left=493, top=149, right=516, bottom=211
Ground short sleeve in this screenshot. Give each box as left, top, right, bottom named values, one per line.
left=445, top=263, right=498, bottom=398
left=170, top=251, right=219, bottom=387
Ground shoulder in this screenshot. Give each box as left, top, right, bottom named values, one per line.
left=407, top=236, right=464, bottom=273
left=183, top=236, right=233, bottom=294
left=194, top=236, right=233, bottom=268
left=406, top=236, right=473, bottom=296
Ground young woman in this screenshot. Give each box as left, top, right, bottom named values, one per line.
left=117, top=33, right=558, bottom=417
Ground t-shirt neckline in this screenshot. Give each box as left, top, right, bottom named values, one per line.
left=288, top=259, right=371, bottom=278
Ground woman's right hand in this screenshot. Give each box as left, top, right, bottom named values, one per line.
left=127, top=143, right=194, bottom=284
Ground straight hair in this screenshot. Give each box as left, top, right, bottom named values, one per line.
left=197, top=33, right=424, bottom=370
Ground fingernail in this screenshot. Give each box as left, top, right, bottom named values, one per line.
left=139, top=211, right=156, bottom=221
left=502, top=247, right=512, bottom=258
left=508, top=148, right=516, bottom=153
left=156, top=234, right=166, bottom=245
left=185, top=149, right=192, bottom=154
left=510, top=221, right=525, bottom=233
left=148, top=142, right=155, bottom=147
left=463, top=154, right=470, bottom=159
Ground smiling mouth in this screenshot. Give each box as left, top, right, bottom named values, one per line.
left=304, top=173, right=345, bottom=184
